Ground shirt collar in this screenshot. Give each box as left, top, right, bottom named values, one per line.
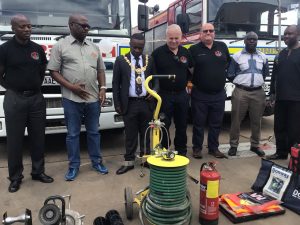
left=199, top=41, right=216, bottom=49
left=12, top=36, right=31, bottom=47
left=130, top=53, right=141, bottom=61
left=69, top=35, right=89, bottom=45
left=242, top=48, right=258, bottom=54
left=163, top=44, right=181, bottom=54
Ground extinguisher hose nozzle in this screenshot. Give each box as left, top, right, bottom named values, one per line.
left=188, top=174, right=199, bottom=184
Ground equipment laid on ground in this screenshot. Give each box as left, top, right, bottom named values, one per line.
left=2, top=209, right=32, bottom=225
left=219, top=192, right=285, bottom=223
left=93, top=210, right=124, bottom=225
left=124, top=75, right=193, bottom=224
left=252, top=159, right=300, bottom=215
left=199, top=162, right=220, bottom=225
left=39, top=195, right=84, bottom=225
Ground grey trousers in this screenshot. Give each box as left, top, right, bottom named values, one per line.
left=230, top=87, right=266, bottom=148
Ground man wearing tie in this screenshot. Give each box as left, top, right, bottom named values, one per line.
left=113, top=33, right=158, bottom=175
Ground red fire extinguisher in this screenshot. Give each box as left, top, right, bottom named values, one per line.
left=199, top=162, right=220, bottom=225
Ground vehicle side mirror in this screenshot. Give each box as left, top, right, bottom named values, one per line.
left=138, top=5, right=149, bottom=31
left=176, top=13, right=190, bottom=34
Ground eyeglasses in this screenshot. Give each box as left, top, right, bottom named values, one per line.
left=202, top=29, right=215, bottom=34
left=72, top=22, right=91, bottom=29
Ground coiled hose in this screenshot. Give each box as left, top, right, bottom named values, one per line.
left=140, top=165, right=192, bottom=225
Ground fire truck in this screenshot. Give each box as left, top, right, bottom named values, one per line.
left=137, top=0, right=299, bottom=113
left=0, top=0, right=132, bottom=137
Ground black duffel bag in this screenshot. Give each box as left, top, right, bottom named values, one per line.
left=252, top=159, right=300, bottom=214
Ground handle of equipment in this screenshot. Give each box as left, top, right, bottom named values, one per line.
left=144, top=75, right=176, bottom=120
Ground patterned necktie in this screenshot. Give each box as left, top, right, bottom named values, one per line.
left=135, top=57, right=142, bottom=96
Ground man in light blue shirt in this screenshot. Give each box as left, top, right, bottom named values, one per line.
left=227, top=32, right=269, bottom=157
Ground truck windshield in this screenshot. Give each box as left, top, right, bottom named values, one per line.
left=0, top=0, right=131, bottom=36
left=209, top=0, right=300, bottom=39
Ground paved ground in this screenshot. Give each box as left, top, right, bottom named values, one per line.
left=0, top=115, right=299, bottom=225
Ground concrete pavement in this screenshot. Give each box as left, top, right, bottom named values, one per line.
left=0, top=115, right=299, bottom=225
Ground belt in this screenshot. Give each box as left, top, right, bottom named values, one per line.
left=235, top=84, right=262, bottom=92
left=12, top=89, right=40, bottom=97
left=160, top=89, right=185, bottom=95
left=194, top=85, right=223, bottom=95
left=129, top=96, right=146, bottom=101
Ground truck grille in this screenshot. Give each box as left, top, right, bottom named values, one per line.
left=46, top=98, right=62, bottom=108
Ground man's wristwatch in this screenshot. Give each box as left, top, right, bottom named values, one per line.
left=99, top=86, right=107, bottom=90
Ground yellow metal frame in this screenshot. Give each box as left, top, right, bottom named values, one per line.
left=134, top=189, right=149, bottom=207
left=144, top=75, right=161, bottom=149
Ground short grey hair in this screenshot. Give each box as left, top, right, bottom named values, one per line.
left=166, top=24, right=182, bottom=35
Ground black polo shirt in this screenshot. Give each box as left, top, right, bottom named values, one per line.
left=152, top=44, right=193, bottom=92
left=0, top=37, right=47, bottom=91
left=189, top=41, right=230, bottom=93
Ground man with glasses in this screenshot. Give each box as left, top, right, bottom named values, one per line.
left=0, top=14, right=54, bottom=192
left=151, top=24, right=193, bottom=156
left=227, top=32, right=269, bottom=157
left=189, top=23, right=230, bottom=159
left=48, top=14, right=108, bottom=181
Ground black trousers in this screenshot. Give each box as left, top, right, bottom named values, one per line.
left=122, top=99, right=152, bottom=162
left=160, top=90, right=189, bottom=155
left=191, top=88, right=226, bottom=152
left=274, top=100, right=300, bottom=156
left=4, top=90, right=46, bottom=181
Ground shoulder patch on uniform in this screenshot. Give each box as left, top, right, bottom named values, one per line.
left=31, top=52, right=39, bottom=60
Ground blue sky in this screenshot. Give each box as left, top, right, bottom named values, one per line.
left=131, top=0, right=173, bottom=26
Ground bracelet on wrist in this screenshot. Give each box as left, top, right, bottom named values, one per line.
left=99, top=86, right=107, bottom=90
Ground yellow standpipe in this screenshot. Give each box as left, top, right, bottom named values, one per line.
left=144, top=75, right=161, bottom=150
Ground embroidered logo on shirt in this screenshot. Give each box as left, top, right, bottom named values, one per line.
left=31, top=52, right=39, bottom=60
left=215, top=51, right=222, bottom=57
left=180, top=56, right=187, bottom=63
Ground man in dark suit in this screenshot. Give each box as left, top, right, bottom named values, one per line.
left=113, top=33, right=158, bottom=175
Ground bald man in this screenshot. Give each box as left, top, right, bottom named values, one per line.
left=152, top=24, right=193, bottom=156
left=48, top=14, right=108, bottom=181
left=268, top=25, right=300, bottom=160
left=0, top=15, right=53, bottom=192
left=227, top=32, right=269, bottom=157
left=189, top=23, right=230, bottom=159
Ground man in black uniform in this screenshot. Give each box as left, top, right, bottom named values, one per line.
left=113, top=33, right=158, bottom=174
left=189, top=23, right=230, bottom=159
left=0, top=15, right=53, bottom=193
left=267, top=25, right=300, bottom=160
left=152, top=24, right=193, bottom=156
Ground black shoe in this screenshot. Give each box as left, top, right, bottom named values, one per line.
left=116, top=165, right=134, bottom=175
left=8, top=180, right=22, bottom=193
left=250, top=147, right=265, bottom=157
left=266, top=153, right=288, bottom=160
left=192, top=149, right=203, bottom=159
left=209, top=149, right=228, bottom=159
left=32, top=173, right=54, bottom=183
left=228, top=147, right=237, bottom=156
